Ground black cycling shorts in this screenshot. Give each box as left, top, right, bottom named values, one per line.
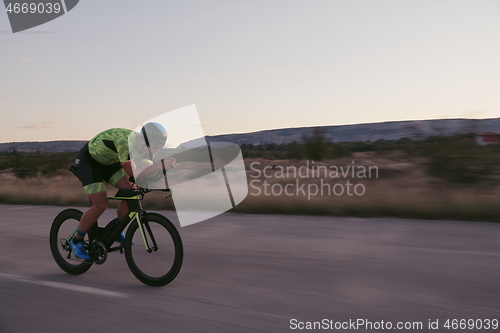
left=75, top=143, right=127, bottom=194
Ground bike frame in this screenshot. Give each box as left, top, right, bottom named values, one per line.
left=67, top=188, right=169, bottom=255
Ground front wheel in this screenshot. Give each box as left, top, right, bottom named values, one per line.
left=124, top=213, right=183, bottom=286
left=49, top=209, right=93, bottom=275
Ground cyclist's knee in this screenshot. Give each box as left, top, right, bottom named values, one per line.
left=113, top=176, right=132, bottom=190
left=92, top=198, right=108, bottom=212
left=88, top=192, right=108, bottom=213
left=90, top=205, right=107, bottom=216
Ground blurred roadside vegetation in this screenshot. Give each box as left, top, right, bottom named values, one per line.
left=0, top=149, right=77, bottom=178
left=1, top=130, right=499, bottom=184
left=1, top=130, right=500, bottom=221
left=241, top=130, right=500, bottom=184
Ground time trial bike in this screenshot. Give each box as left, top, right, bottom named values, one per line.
left=49, top=184, right=183, bottom=287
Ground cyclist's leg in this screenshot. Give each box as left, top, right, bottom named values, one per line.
left=74, top=144, right=109, bottom=240
left=77, top=191, right=108, bottom=235
left=108, top=171, right=134, bottom=245
left=113, top=176, right=134, bottom=219
left=106, top=167, right=131, bottom=220
left=69, top=190, right=107, bottom=259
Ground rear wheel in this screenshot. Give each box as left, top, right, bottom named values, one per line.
left=49, top=209, right=93, bottom=275
left=124, top=213, right=183, bottom=286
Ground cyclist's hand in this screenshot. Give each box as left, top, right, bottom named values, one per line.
left=163, top=157, right=178, bottom=170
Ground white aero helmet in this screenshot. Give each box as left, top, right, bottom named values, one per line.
left=140, top=122, right=167, bottom=150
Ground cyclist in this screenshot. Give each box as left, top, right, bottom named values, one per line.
left=70, top=122, right=176, bottom=259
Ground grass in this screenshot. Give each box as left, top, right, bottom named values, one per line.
left=1, top=152, right=500, bottom=222
left=233, top=154, right=500, bottom=221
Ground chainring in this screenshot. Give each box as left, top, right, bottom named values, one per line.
left=89, top=241, right=108, bottom=265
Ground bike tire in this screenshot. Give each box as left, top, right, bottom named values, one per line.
left=124, top=213, right=183, bottom=286
left=49, top=209, right=92, bottom=275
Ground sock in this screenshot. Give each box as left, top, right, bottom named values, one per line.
left=73, top=229, right=86, bottom=243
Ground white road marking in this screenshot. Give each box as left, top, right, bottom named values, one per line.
left=0, top=272, right=128, bottom=298
left=6, top=206, right=38, bottom=210
left=405, top=247, right=500, bottom=257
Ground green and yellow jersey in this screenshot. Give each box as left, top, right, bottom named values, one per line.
left=88, top=128, right=132, bottom=165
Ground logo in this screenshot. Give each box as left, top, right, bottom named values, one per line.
left=129, top=105, right=249, bottom=227
left=3, top=0, right=79, bottom=33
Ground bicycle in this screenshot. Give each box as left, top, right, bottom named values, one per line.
left=49, top=178, right=183, bottom=287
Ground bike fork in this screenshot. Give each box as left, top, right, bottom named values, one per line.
left=134, top=213, right=159, bottom=253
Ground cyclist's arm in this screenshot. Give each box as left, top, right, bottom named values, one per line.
left=121, top=160, right=135, bottom=178
left=128, top=158, right=177, bottom=179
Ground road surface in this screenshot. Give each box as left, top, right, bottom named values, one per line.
left=0, top=204, right=499, bottom=332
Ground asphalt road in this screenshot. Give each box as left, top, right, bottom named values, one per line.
left=0, top=204, right=499, bottom=333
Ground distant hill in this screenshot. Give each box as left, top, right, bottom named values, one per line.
left=0, top=141, right=86, bottom=153
left=206, top=117, right=500, bottom=145
left=2, top=118, right=499, bottom=152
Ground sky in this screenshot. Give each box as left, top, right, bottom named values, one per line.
left=0, top=0, right=499, bottom=142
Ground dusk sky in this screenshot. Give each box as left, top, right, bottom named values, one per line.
left=1, top=0, right=499, bottom=142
